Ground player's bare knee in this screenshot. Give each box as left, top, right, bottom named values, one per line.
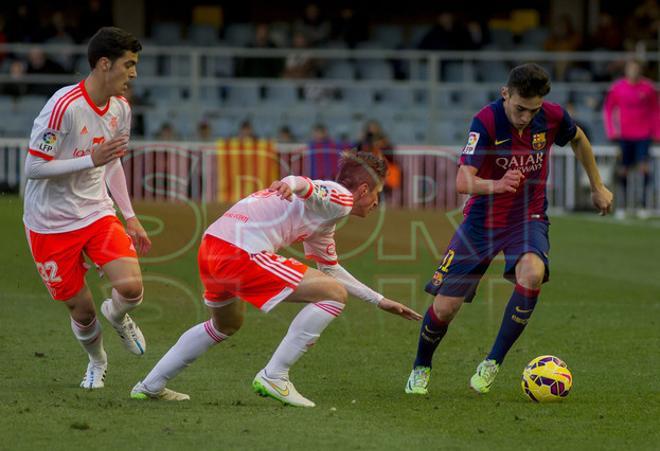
left=210, top=305, right=244, bottom=336
left=69, top=308, right=96, bottom=326
left=518, top=254, right=545, bottom=288
left=212, top=317, right=243, bottom=336
left=114, top=281, right=143, bottom=301
left=433, top=296, right=462, bottom=322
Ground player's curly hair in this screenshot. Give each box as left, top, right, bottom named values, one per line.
left=336, top=150, right=387, bottom=190
left=88, top=27, right=142, bottom=69
left=507, top=63, right=551, bottom=98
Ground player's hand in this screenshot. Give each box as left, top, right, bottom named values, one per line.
left=591, top=185, right=613, bottom=216
left=494, top=169, right=524, bottom=194
left=268, top=180, right=293, bottom=201
left=377, top=298, right=423, bottom=321
left=126, top=217, right=152, bottom=255
left=91, top=135, right=129, bottom=167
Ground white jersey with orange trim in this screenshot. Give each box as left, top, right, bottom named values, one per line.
left=205, top=177, right=353, bottom=265
left=23, top=80, right=131, bottom=233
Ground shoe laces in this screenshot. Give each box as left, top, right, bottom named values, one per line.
left=479, top=361, right=498, bottom=379
left=412, top=368, right=430, bottom=387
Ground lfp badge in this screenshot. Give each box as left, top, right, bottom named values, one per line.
left=42, top=132, right=57, bottom=145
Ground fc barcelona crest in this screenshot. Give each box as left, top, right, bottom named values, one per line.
left=532, top=132, right=546, bottom=151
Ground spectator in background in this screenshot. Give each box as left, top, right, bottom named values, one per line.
left=603, top=59, right=659, bottom=217
left=356, top=120, right=401, bottom=195
left=332, top=7, right=368, bottom=49
left=587, top=13, right=624, bottom=81
left=5, top=3, right=39, bottom=43
left=625, top=0, right=660, bottom=50
left=294, top=3, right=331, bottom=47
left=196, top=120, right=214, bottom=142
left=238, top=119, right=258, bottom=140
left=1, top=59, right=29, bottom=98
left=544, top=14, right=581, bottom=80
left=78, top=0, right=113, bottom=43
left=45, top=11, right=76, bottom=72
left=418, top=13, right=469, bottom=50
left=0, top=15, right=8, bottom=64
left=587, top=13, right=623, bottom=51
left=237, top=24, right=283, bottom=78
left=156, top=122, right=180, bottom=141
left=282, top=32, right=317, bottom=79
left=277, top=125, right=296, bottom=143
left=25, top=48, right=67, bottom=96
left=307, top=123, right=339, bottom=180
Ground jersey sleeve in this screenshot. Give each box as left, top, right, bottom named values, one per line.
left=27, top=102, right=72, bottom=161
left=554, top=107, right=578, bottom=146
left=303, top=224, right=339, bottom=265
left=458, top=116, right=491, bottom=169
left=304, top=180, right=354, bottom=221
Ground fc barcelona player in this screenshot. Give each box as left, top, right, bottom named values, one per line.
left=405, top=63, right=613, bottom=395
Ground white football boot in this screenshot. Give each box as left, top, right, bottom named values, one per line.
left=80, top=360, right=107, bottom=389
left=130, top=381, right=190, bottom=401
left=101, top=299, right=146, bottom=355
left=252, top=369, right=315, bottom=407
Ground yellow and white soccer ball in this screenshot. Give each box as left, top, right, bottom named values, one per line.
left=521, top=355, right=573, bottom=402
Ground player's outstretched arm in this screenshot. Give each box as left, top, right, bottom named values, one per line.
left=317, top=263, right=422, bottom=321
left=377, top=298, right=423, bottom=321
left=569, top=127, right=613, bottom=215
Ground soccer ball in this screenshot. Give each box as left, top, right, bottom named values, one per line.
left=521, top=355, right=572, bottom=402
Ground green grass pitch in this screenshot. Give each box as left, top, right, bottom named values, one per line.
left=0, top=195, right=658, bottom=450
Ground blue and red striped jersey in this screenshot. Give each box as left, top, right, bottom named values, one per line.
left=459, top=98, right=577, bottom=228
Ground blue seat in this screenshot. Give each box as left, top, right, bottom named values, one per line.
left=152, top=22, right=183, bottom=45
left=225, top=84, right=261, bottom=106
left=323, top=60, right=355, bottom=79
left=357, top=61, right=393, bottom=80
left=489, top=29, right=514, bottom=49
left=137, top=55, right=157, bottom=77
left=379, top=87, right=415, bottom=108
left=372, top=25, right=404, bottom=49
left=224, top=23, right=254, bottom=47
left=342, top=86, right=375, bottom=107
left=478, top=60, right=510, bottom=82
left=189, top=25, right=219, bottom=46
left=264, top=83, right=299, bottom=106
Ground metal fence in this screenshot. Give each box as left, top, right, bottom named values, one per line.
left=3, top=139, right=659, bottom=211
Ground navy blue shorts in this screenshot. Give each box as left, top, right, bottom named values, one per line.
left=620, top=139, right=651, bottom=167
left=425, top=220, right=550, bottom=302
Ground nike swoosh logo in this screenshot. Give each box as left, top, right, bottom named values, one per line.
left=515, top=306, right=533, bottom=313
left=495, top=139, right=511, bottom=145
left=265, top=379, right=289, bottom=397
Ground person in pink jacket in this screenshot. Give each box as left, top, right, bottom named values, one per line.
left=603, top=59, right=659, bottom=214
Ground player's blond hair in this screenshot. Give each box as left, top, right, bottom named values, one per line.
left=335, top=150, right=387, bottom=190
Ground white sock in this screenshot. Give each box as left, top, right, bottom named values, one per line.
left=106, top=288, right=143, bottom=323
left=141, top=319, right=227, bottom=392
left=265, top=300, right=344, bottom=380
left=70, top=317, right=107, bottom=364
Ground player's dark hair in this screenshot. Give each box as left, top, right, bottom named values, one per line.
left=88, top=27, right=142, bottom=69
left=506, top=63, right=551, bottom=98
left=336, top=150, right=387, bottom=190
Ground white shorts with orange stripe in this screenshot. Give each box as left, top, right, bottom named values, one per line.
left=198, top=234, right=308, bottom=312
